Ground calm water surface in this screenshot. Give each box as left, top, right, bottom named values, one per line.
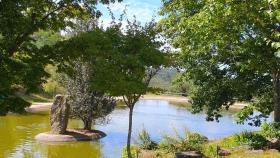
left=0, top=100, right=260, bottom=158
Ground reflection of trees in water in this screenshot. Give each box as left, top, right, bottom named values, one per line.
left=0, top=113, right=103, bottom=158
left=0, top=113, right=49, bottom=157
left=46, top=142, right=103, bottom=158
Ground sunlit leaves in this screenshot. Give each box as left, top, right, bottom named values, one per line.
left=160, top=0, right=280, bottom=125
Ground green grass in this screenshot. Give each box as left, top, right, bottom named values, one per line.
left=128, top=129, right=280, bottom=158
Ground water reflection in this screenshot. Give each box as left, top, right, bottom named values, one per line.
left=0, top=100, right=262, bottom=158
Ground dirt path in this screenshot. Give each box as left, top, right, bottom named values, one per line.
left=25, top=102, right=52, bottom=113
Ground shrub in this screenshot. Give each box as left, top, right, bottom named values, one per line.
left=121, top=145, right=141, bottom=158
left=138, top=128, right=158, bottom=150
left=202, top=144, right=219, bottom=158
left=261, top=122, right=280, bottom=139
left=158, top=130, right=208, bottom=152
left=187, top=132, right=208, bottom=150
left=231, top=131, right=268, bottom=149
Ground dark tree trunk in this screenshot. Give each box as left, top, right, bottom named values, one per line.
left=273, top=71, right=280, bottom=122
left=127, top=105, right=134, bottom=158
left=83, top=118, right=92, bottom=130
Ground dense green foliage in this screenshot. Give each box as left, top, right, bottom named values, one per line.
left=131, top=128, right=280, bottom=157
left=261, top=122, right=280, bottom=139
left=65, top=60, right=116, bottom=130
left=231, top=132, right=268, bottom=149
left=159, top=130, right=208, bottom=152
left=0, top=0, right=120, bottom=115
left=160, top=0, right=280, bottom=124
left=130, top=129, right=208, bottom=158
left=221, top=123, right=280, bottom=150
left=55, top=17, right=169, bottom=158
left=171, top=74, right=193, bottom=96
left=43, top=64, right=65, bottom=95
left=137, top=128, right=158, bottom=150
left=121, top=145, right=140, bottom=158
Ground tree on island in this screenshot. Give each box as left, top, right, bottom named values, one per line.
left=0, top=0, right=121, bottom=115
left=160, top=0, right=280, bottom=125
left=64, top=59, right=116, bottom=130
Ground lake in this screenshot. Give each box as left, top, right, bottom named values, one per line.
left=0, top=100, right=260, bottom=158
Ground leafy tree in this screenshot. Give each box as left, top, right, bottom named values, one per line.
left=91, top=21, right=169, bottom=158
left=0, top=0, right=121, bottom=115
left=160, top=0, right=280, bottom=125
left=43, top=64, right=66, bottom=95
left=64, top=59, right=116, bottom=130
left=172, top=74, right=192, bottom=96
left=55, top=18, right=169, bottom=158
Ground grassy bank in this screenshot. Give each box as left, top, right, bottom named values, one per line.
left=122, top=123, right=280, bottom=158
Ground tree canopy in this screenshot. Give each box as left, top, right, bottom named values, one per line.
left=160, top=0, right=280, bottom=125
left=0, top=0, right=121, bottom=115
left=55, top=18, right=170, bottom=158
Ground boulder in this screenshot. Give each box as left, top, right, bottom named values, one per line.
left=218, top=148, right=231, bottom=156
left=50, top=95, right=69, bottom=134
left=268, top=138, right=280, bottom=150
left=175, top=151, right=203, bottom=158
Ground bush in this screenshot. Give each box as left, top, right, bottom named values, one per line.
left=158, top=130, right=208, bottom=152
left=121, top=145, right=141, bottom=158
left=202, top=144, right=219, bottom=158
left=187, top=132, right=208, bottom=150
left=231, top=131, right=268, bottom=149
left=261, top=122, right=280, bottom=139
left=138, top=128, right=158, bottom=150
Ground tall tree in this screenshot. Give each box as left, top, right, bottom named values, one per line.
left=0, top=0, right=121, bottom=115
left=55, top=19, right=169, bottom=158
left=160, top=0, right=280, bottom=125
left=92, top=21, right=169, bottom=158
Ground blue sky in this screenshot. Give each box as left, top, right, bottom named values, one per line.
left=97, top=0, right=162, bottom=26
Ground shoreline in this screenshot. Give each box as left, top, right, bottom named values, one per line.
left=26, top=95, right=247, bottom=113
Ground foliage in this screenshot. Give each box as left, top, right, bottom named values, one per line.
left=202, top=144, right=219, bottom=158
left=0, top=95, right=30, bottom=115
left=55, top=15, right=169, bottom=157
left=121, top=145, right=141, bottom=158
left=137, top=128, right=158, bottom=150
left=261, top=122, right=280, bottom=139
left=0, top=0, right=120, bottom=115
left=64, top=60, right=116, bottom=130
left=43, top=64, right=66, bottom=95
left=171, top=74, right=193, bottom=96
left=159, top=130, right=208, bottom=152
left=160, top=0, right=280, bottom=124
left=223, top=131, right=268, bottom=149
left=149, top=68, right=178, bottom=92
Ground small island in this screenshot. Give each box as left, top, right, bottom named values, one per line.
left=35, top=95, right=106, bottom=142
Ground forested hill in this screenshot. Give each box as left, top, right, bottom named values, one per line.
left=149, top=68, right=178, bottom=92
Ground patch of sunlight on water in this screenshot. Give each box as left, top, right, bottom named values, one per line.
left=0, top=100, right=265, bottom=158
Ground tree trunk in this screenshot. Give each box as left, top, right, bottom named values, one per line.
left=127, top=105, right=134, bottom=158
left=273, top=71, right=280, bottom=122
left=83, top=118, right=92, bottom=130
